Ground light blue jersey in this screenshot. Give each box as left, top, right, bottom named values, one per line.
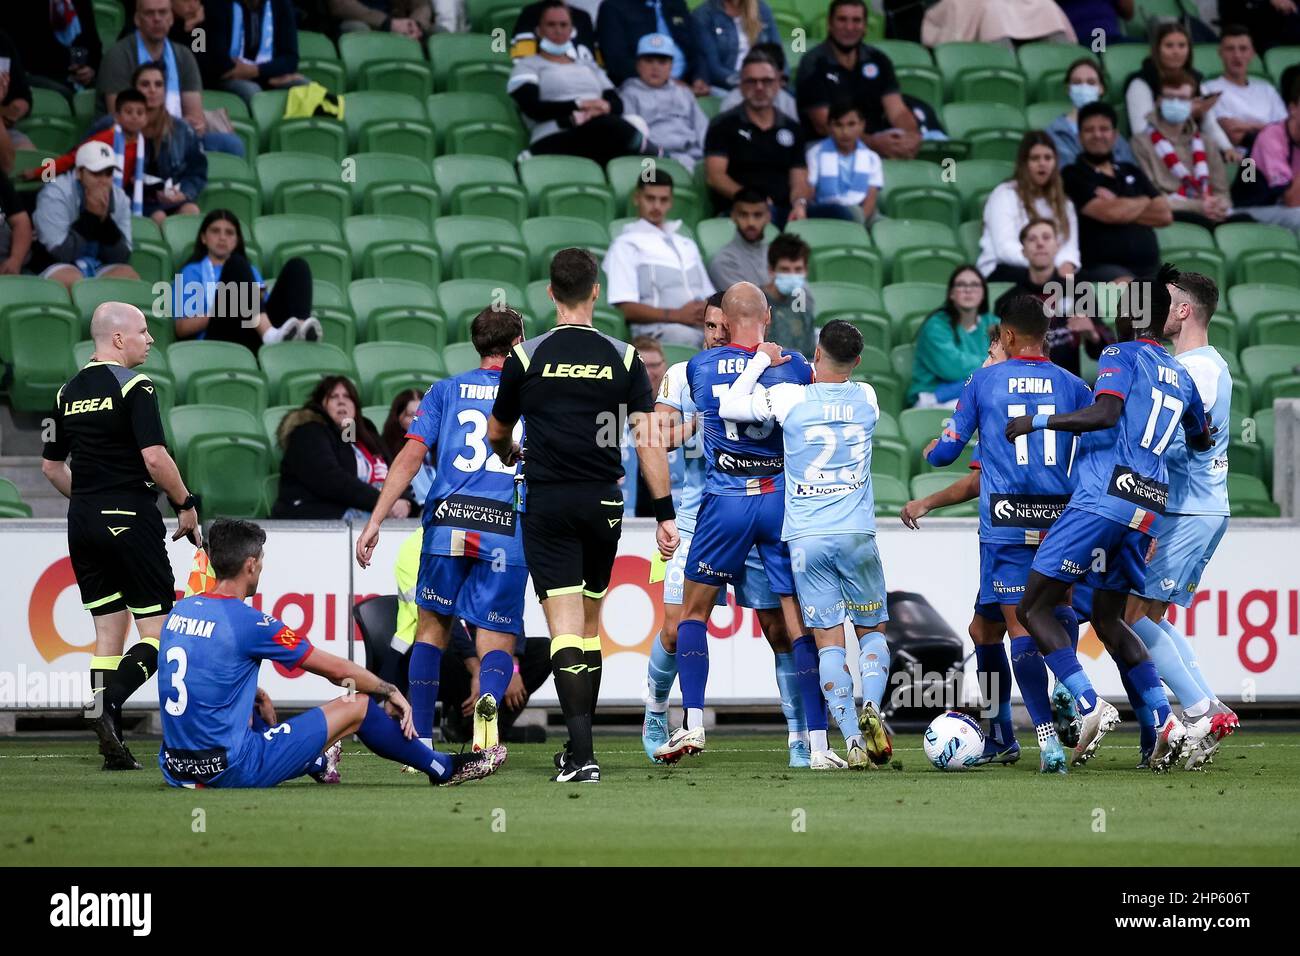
left=1165, top=346, right=1231, bottom=517
left=657, top=360, right=706, bottom=534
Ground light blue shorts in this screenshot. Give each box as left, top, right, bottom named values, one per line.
left=790, top=533, right=889, bottom=630
left=1136, top=514, right=1229, bottom=608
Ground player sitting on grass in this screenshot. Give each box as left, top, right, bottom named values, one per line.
left=158, top=518, right=506, bottom=788
left=719, top=320, right=895, bottom=769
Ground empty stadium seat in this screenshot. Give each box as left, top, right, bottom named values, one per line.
left=1227, top=284, right=1297, bottom=341
left=6, top=306, right=78, bottom=411
left=348, top=277, right=440, bottom=339
left=1227, top=473, right=1280, bottom=517
left=0, top=277, right=71, bottom=360
left=1241, top=345, right=1300, bottom=409
left=166, top=340, right=262, bottom=404
left=433, top=216, right=529, bottom=286
left=427, top=92, right=523, bottom=156
left=253, top=214, right=351, bottom=288
left=263, top=404, right=295, bottom=459
left=520, top=217, right=610, bottom=279
left=297, top=30, right=345, bottom=91
left=1253, top=312, right=1300, bottom=347
left=807, top=281, right=883, bottom=317
left=871, top=474, right=909, bottom=516
left=942, top=102, right=1027, bottom=161
left=438, top=279, right=528, bottom=339
left=786, top=218, right=883, bottom=288
left=0, top=476, right=33, bottom=518
left=951, top=158, right=1013, bottom=219
left=168, top=405, right=267, bottom=465
left=879, top=160, right=962, bottom=229
left=433, top=154, right=528, bottom=221
left=344, top=91, right=436, bottom=161
left=346, top=152, right=441, bottom=221
left=443, top=341, right=483, bottom=376
left=340, top=32, right=432, bottom=97
left=518, top=154, right=615, bottom=221
left=354, top=342, right=446, bottom=404
left=259, top=341, right=356, bottom=405
left=428, top=33, right=506, bottom=91
left=257, top=152, right=351, bottom=223
left=345, top=215, right=441, bottom=286
left=1214, top=223, right=1300, bottom=287
left=872, top=220, right=962, bottom=283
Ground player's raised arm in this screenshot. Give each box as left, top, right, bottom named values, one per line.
left=716, top=342, right=789, bottom=423
left=924, top=374, right=980, bottom=468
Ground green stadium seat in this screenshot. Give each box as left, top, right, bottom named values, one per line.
left=606, top=156, right=700, bottom=205
left=444, top=341, right=482, bottom=376
left=698, top=217, right=776, bottom=262
left=1229, top=432, right=1265, bottom=479
left=167, top=404, right=265, bottom=469
left=92, top=0, right=124, bottom=42
left=696, top=95, right=721, bottom=119
left=426, top=91, right=523, bottom=155
left=1265, top=45, right=1300, bottom=82
left=518, top=154, right=615, bottom=221
left=433, top=154, right=528, bottom=221
left=910, top=471, right=972, bottom=510
left=361, top=405, right=391, bottom=431
left=270, top=113, right=349, bottom=161
left=161, top=213, right=206, bottom=263
left=954, top=67, right=1026, bottom=109
left=297, top=30, right=345, bottom=91
left=188, top=371, right=269, bottom=416
left=872, top=219, right=963, bottom=283
left=438, top=279, right=528, bottom=338
left=1025, top=100, right=1069, bottom=129
left=0, top=278, right=71, bottom=360
left=1102, top=42, right=1148, bottom=94
left=446, top=121, right=525, bottom=161
left=807, top=281, right=883, bottom=317
left=0, top=476, right=33, bottom=518
left=942, top=102, right=1027, bottom=161
left=354, top=342, right=445, bottom=405
left=201, top=89, right=250, bottom=120
left=313, top=279, right=349, bottom=310
left=345, top=215, right=441, bottom=286
left=1261, top=373, right=1300, bottom=406
left=1157, top=219, right=1215, bottom=251
left=895, top=64, right=944, bottom=106
left=346, top=152, right=441, bottom=221
left=521, top=217, right=610, bottom=279
left=17, top=116, right=78, bottom=153
left=253, top=214, right=351, bottom=288
left=1162, top=247, right=1227, bottom=290
left=1241, top=344, right=1300, bottom=408
left=879, top=159, right=962, bottom=228
left=369, top=308, right=448, bottom=350
left=1214, top=223, right=1300, bottom=287
left=785, top=218, right=882, bottom=288
left=890, top=341, right=916, bottom=386
left=1018, top=44, right=1097, bottom=102
left=433, top=215, right=528, bottom=286
left=899, top=407, right=953, bottom=468
left=660, top=345, right=699, bottom=368
left=344, top=91, right=436, bottom=161
left=259, top=342, right=356, bottom=405
left=340, top=32, right=432, bottom=97
left=871, top=38, right=933, bottom=68
left=872, top=474, right=910, bottom=516
left=130, top=217, right=172, bottom=284
left=447, top=61, right=511, bottom=98
left=870, top=436, right=911, bottom=484
left=932, top=42, right=1017, bottom=97
left=257, top=152, right=350, bottom=223
left=1227, top=473, right=1279, bottom=517
left=833, top=312, right=891, bottom=352
left=199, top=179, right=261, bottom=222
left=950, top=158, right=1013, bottom=219
left=166, top=340, right=259, bottom=400
left=1248, top=406, right=1277, bottom=479
left=957, top=219, right=982, bottom=262
left=191, top=434, right=272, bottom=517
left=427, top=33, right=507, bottom=91
left=1252, top=312, right=1300, bottom=347
left=1208, top=314, right=1239, bottom=355
left=313, top=305, right=357, bottom=351
left=8, top=307, right=75, bottom=410
left=348, top=277, right=440, bottom=338
left=262, top=404, right=294, bottom=459
left=1227, top=284, right=1296, bottom=341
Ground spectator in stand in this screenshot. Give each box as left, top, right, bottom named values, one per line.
left=1204, top=24, right=1287, bottom=162
left=1129, top=70, right=1245, bottom=231
left=1219, top=0, right=1300, bottom=54
left=273, top=375, right=415, bottom=521
left=1062, top=101, right=1172, bottom=282
left=762, top=233, right=816, bottom=355
left=8, top=0, right=102, bottom=103
left=1056, top=1, right=1133, bottom=51
left=170, top=0, right=205, bottom=41
left=327, top=0, right=436, bottom=38
left=804, top=100, right=883, bottom=224
left=603, top=169, right=714, bottom=346
left=705, top=49, right=811, bottom=227
left=1236, top=71, right=1300, bottom=234
left=511, top=0, right=598, bottom=58
left=707, top=187, right=771, bottom=288
left=991, top=218, right=1115, bottom=377
left=795, top=0, right=920, bottom=159
left=1046, top=58, right=1138, bottom=169
left=381, top=388, right=436, bottom=507
left=907, top=265, right=997, bottom=408
left=718, top=41, right=798, bottom=121
left=200, top=0, right=308, bottom=106
left=618, top=33, right=710, bottom=170
left=99, top=0, right=245, bottom=156
left=173, top=209, right=320, bottom=350
left=597, top=0, right=707, bottom=91
left=920, top=0, right=1076, bottom=47
left=0, top=170, right=33, bottom=275
left=0, top=32, right=36, bottom=152
left=978, top=130, right=1080, bottom=281
left=31, top=141, right=140, bottom=289
left=1123, top=21, right=1232, bottom=157
left=508, top=1, right=664, bottom=166
left=692, top=0, right=779, bottom=96
left=132, top=63, right=206, bottom=223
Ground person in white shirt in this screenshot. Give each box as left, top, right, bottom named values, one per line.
left=804, top=101, right=883, bottom=224
left=602, top=169, right=715, bottom=346
left=977, top=130, right=1080, bottom=282
left=1203, top=24, right=1287, bottom=164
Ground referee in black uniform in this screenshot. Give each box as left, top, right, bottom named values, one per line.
left=488, top=248, right=679, bottom=783
left=41, top=302, right=201, bottom=770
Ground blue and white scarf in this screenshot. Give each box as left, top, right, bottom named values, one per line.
left=813, top=137, right=874, bottom=205
left=200, top=256, right=223, bottom=316
left=136, top=30, right=182, bottom=118
left=113, top=122, right=145, bottom=216
left=230, top=1, right=275, bottom=66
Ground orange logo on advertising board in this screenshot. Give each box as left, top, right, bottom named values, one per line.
left=29, top=558, right=94, bottom=663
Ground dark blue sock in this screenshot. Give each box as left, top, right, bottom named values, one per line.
left=1052, top=605, right=1080, bottom=651
left=478, top=649, right=512, bottom=706
left=676, top=619, right=709, bottom=711
left=1120, top=668, right=1158, bottom=751
left=974, top=644, right=1014, bottom=745
left=1010, top=636, right=1054, bottom=728
left=792, top=635, right=827, bottom=732
left=408, top=642, right=441, bottom=740
left=1124, top=659, right=1171, bottom=725
left=358, top=697, right=452, bottom=781
left=1043, top=648, right=1098, bottom=715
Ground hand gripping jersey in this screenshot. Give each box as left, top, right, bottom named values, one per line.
left=1069, top=339, right=1209, bottom=534
left=406, top=367, right=525, bottom=566
left=687, top=344, right=813, bottom=496
left=657, top=360, right=706, bottom=534
left=1164, top=345, right=1231, bottom=517
left=928, top=356, right=1095, bottom=545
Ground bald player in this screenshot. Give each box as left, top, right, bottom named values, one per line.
left=42, top=302, right=201, bottom=770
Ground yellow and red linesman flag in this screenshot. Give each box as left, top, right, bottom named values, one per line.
left=185, top=547, right=216, bottom=597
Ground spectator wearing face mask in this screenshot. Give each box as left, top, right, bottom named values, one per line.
left=761, top=233, right=816, bottom=355
left=1046, top=58, right=1137, bottom=169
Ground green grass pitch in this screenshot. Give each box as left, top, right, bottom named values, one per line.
left=2, top=732, right=1298, bottom=866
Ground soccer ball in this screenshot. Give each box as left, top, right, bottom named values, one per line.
left=923, top=711, right=985, bottom=771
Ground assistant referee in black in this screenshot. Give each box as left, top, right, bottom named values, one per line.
left=488, top=248, right=679, bottom=783
left=41, top=301, right=201, bottom=771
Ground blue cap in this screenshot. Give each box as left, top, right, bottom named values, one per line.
left=636, top=32, right=676, bottom=58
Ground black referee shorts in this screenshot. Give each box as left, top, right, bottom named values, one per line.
left=68, top=494, right=176, bottom=619
left=522, top=481, right=624, bottom=602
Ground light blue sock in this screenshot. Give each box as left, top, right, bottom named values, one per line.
left=818, top=645, right=859, bottom=746
left=1130, top=616, right=1207, bottom=709
left=1123, top=659, right=1171, bottom=725
left=1043, top=648, right=1098, bottom=715
left=1158, top=619, right=1216, bottom=701
left=858, top=631, right=890, bottom=710
left=773, top=651, right=805, bottom=734
left=646, top=633, right=677, bottom=708
left=408, top=642, right=442, bottom=741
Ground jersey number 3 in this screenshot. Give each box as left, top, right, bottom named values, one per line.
left=164, top=645, right=187, bottom=716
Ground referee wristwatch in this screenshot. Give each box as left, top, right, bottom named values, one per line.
left=170, top=494, right=200, bottom=514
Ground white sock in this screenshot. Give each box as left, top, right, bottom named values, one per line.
left=261, top=317, right=300, bottom=343
left=787, top=730, right=808, bottom=746
left=1035, top=723, right=1058, bottom=746
left=810, top=729, right=829, bottom=752
left=686, top=706, right=704, bottom=730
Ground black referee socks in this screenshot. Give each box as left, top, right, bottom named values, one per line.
left=583, top=636, right=603, bottom=716
left=551, top=634, right=594, bottom=764
left=101, top=639, right=159, bottom=730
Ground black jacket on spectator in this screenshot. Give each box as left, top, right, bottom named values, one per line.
left=511, top=1, right=598, bottom=58
left=596, top=0, right=699, bottom=86
left=198, top=0, right=301, bottom=88
left=272, top=406, right=410, bottom=519
left=8, top=0, right=102, bottom=92
left=0, top=33, right=35, bottom=114
left=994, top=274, right=1117, bottom=378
